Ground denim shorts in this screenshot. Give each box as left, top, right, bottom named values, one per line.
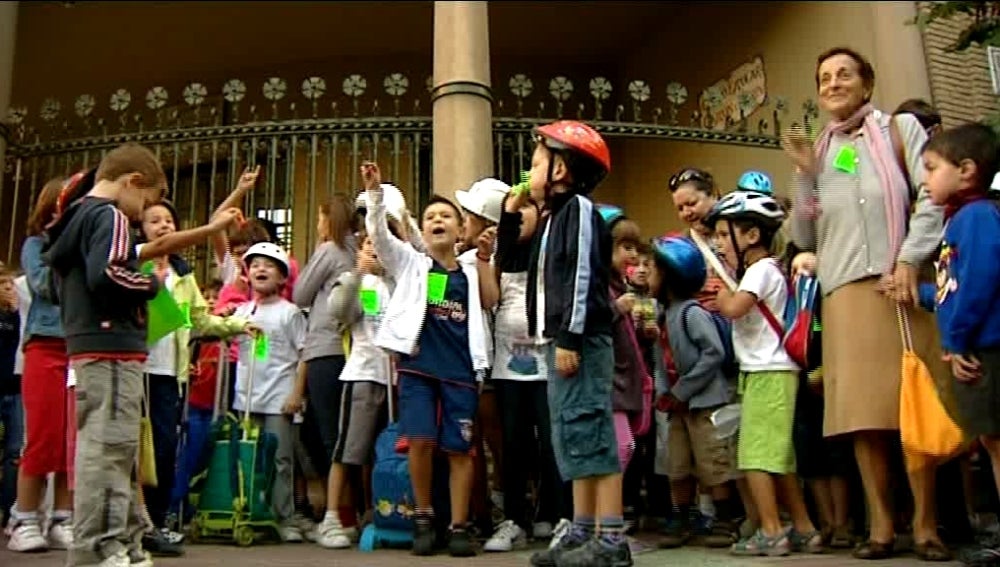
left=398, top=372, right=479, bottom=454
left=547, top=334, right=621, bottom=481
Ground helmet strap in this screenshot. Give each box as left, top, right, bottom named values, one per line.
left=727, top=219, right=748, bottom=279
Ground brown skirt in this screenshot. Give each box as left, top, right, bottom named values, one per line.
left=822, top=278, right=954, bottom=437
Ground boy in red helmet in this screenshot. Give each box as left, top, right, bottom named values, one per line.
left=508, top=121, right=630, bottom=567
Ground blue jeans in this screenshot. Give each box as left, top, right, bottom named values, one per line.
left=170, top=406, right=213, bottom=523
left=142, top=375, right=180, bottom=529
left=1, top=393, right=24, bottom=524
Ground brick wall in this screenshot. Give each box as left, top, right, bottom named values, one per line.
left=920, top=2, right=1000, bottom=127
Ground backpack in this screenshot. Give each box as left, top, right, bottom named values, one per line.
left=679, top=302, right=738, bottom=378
left=756, top=272, right=821, bottom=370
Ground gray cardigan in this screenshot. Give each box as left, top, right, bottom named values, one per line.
left=790, top=111, right=943, bottom=294
left=293, top=238, right=356, bottom=361
left=654, top=299, right=732, bottom=411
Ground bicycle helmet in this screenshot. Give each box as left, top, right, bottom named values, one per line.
left=242, top=242, right=290, bottom=276
left=534, top=120, right=611, bottom=194
left=736, top=170, right=773, bottom=195
left=596, top=203, right=626, bottom=228
left=651, top=235, right=706, bottom=297
left=704, top=190, right=785, bottom=231
left=355, top=183, right=408, bottom=222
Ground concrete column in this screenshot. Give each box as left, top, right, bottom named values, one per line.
left=870, top=1, right=932, bottom=111
left=0, top=2, right=16, bottom=163
left=432, top=1, right=493, bottom=200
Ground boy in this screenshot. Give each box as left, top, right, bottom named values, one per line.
left=316, top=229, right=393, bottom=549
left=43, top=143, right=168, bottom=567
left=512, top=120, right=627, bottom=567
left=0, top=268, right=21, bottom=529
left=231, top=242, right=307, bottom=543
left=707, top=190, right=820, bottom=556
left=362, top=162, right=489, bottom=558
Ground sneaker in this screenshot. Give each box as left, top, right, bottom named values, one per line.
left=533, top=521, right=554, bottom=540
left=280, top=523, right=304, bottom=543
left=449, top=526, right=477, bottom=557
left=7, top=519, right=49, bottom=552
left=959, top=544, right=1000, bottom=566
left=141, top=529, right=184, bottom=557
left=291, top=512, right=318, bottom=543
left=556, top=537, right=633, bottom=567
left=128, top=548, right=154, bottom=567
left=788, top=528, right=824, bottom=554
left=97, top=550, right=132, bottom=567
left=658, top=517, right=690, bottom=549
left=731, top=528, right=790, bottom=557
left=531, top=524, right=585, bottom=567
left=315, top=517, right=354, bottom=550
left=412, top=519, right=436, bottom=556
left=47, top=519, right=74, bottom=550
left=158, top=527, right=184, bottom=545
left=547, top=518, right=572, bottom=550
left=484, top=520, right=527, bottom=552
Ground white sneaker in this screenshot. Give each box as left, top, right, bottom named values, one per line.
left=7, top=519, right=49, bottom=552
left=533, top=521, right=554, bottom=540
left=315, top=517, right=357, bottom=549
left=484, top=519, right=527, bottom=552
left=291, top=512, right=318, bottom=542
left=47, top=519, right=74, bottom=550
left=281, top=523, right=304, bottom=543
left=548, top=518, right=572, bottom=550
left=128, top=548, right=154, bottom=567
left=97, top=550, right=132, bottom=567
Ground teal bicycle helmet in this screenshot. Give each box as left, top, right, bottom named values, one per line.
left=736, top=170, right=773, bottom=195
left=596, top=203, right=626, bottom=228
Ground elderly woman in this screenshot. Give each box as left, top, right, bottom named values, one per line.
left=783, top=47, right=950, bottom=561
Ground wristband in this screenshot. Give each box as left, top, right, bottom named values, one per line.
left=476, top=253, right=491, bottom=263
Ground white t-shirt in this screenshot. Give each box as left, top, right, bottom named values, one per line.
left=339, top=274, right=392, bottom=385
left=733, top=259, right=798, bottom=373
left=232, top=298, right=307, bottom=415
left=219, top=251, right=239, bottom=285
left=13, top=275, right=30, bottom=376
left=492, top=272, right=548, bottom=381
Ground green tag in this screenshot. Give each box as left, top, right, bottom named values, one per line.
left=833, top=145, right=858, bottom=174
left=359, top=288, right=379, bottom=315
left=179, top=302, right=192, bottom=328
left=812, top=317, right=823, bottom=333
left=427, top=272, right=448, bottom=303
left=253, top=334, right=269, bottom=361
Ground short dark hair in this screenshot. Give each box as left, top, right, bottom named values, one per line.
left=894, top=98, right=942, bottom=132
left=731, top=218, right=777, bottom=251
left=423, top=194, right=464, bottom=223
left=203, top=278, right=224, bottom=294
left=611, top=218, right=642, bottom=247
left=816, top=47, right=875, bottom=102
left=923, top=122, right=1000, bottom=193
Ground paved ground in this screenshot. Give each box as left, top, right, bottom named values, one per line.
left=0, top=538, right=963, bottom=566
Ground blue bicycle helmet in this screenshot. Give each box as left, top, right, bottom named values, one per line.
left=596, top=203, right=626, bottom=228
left=652, top=235, right=706, bottom=296
left=736, top=170, right=773, bottom=195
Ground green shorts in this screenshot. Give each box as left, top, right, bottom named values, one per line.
left=737, top=370, right=798, bottom=475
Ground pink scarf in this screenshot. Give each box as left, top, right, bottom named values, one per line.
left=809, top=103, right=910, bottom=275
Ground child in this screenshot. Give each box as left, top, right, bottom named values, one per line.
left=920, top=123, right=1000, bottom=564
left=516, top=121, right=628, bottom=567
left=707, top=190, right=821, bottom=556
left=646, top=235, right=736, bottom=549
left=315, top=229, right=393, bottom=549
left=42, top=142, right=169, bottom=567
left=231, top=242, right=308, bottom=542
left=0, top=268, right=21, bottom=529
left=362, top=162, right=489, bottom=558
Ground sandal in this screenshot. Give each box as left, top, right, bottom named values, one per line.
left=731, top=529, right=790, bottom=557
left=914, top=540, right=952, bottom=562
left=830, top=525, right=854, bottom=549
left=853, top=539, right=895, bottom=560
left=789, top=528, right=825, bottom=554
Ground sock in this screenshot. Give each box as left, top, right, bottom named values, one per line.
left=415, top=507, right=434, bottom=524
left=569, top=516, right=596, bottom=541
left=338, top=506, right=357, bottom=528
left=11, top=506, right=38, bottom=524
left=699, top=493, right=716, bottom=518
left=598, top=516, right=627, bottom=546
left=51, top=509, right=72, bottom=524
left=323, top=509, right=342, bottom=527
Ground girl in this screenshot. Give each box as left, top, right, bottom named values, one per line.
left=136, top=200, right=254, bottom=555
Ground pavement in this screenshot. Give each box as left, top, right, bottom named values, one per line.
left=0, top=537, right=964, bottom=567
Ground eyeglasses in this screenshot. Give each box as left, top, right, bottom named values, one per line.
left=668, top=168, right=711, bottom=191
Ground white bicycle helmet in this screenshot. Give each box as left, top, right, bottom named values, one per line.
left=242, top=242, right=290, bottom=276
left=705, top=190, right=786, bottom=230
left=355, top=183, right=408, bottom=222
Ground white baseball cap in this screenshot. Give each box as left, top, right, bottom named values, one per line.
left=356, top=183, right=408, bottom=222
left=454, top=178, right=511, bottom=224
left=991, top=172, right=1000, bottom=194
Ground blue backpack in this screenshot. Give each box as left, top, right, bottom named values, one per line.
left=680, top=301, right=738, bottom=378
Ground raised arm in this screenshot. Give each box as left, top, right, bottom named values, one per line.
left=211, top=166, right=260, bottom=263
left=138, top=208, right=242, bottom=261
left=361, top=162, right=416, bottom=275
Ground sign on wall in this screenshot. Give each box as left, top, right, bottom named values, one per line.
left=698, top=56, right=767, bottom=131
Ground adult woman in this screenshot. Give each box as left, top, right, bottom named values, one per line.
left=7, top=179, right=73, bottom=553
left=783, top=47, right=949, bottom=561
left=292, top=195, right=356, bottom=518
left=668, top=169, right=731, bottom=307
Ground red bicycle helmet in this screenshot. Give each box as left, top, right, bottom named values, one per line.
left=535, top=120, right=611, bottom=174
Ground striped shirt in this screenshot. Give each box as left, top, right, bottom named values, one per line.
left=790, top=111, right=943, bottom=294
